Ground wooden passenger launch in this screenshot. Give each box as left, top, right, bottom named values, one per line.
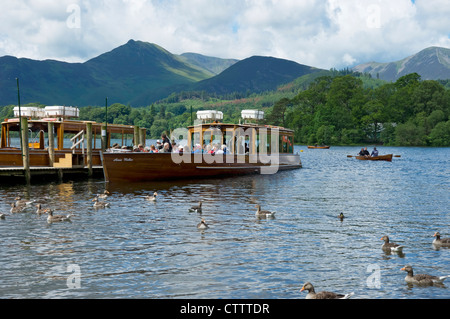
left=102, top=110, right=302, bottom=183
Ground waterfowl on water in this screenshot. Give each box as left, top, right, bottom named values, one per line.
left=92, top=196, right=110, bottom=208
left=146, top=192, right=157, bottom=201
left=189, top=202, right=202, bottom=213
left=197, top=218, right=209, bottom=229
left=97, top=190, right=110, bottom=199
left=401, top=265, right=450, bottom=286
left=45, top=209, right=72, bottom=223
left=338, top=212, right=345, bottom=220
left=255, top=204, right=275, bottom=218
left=433, top=232, right=450, bottom=247
left=300, top=282, right=354, bottom=299
left=10, top=203, right=25, bottom=214
left=381, top=235, right=404, bottom=252
left=35, top=204, right=45, bottom=214
left=0, top=213, right=6, bottom=220
left=15, top=196, right=34, bottom=207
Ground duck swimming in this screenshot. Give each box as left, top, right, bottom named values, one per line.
left=45, top=209, right=72, bottom=223
left=35, top=204, right=45, bottom=214
left=433, top=232, right=450, bottom=247
left=401, top=265, right=450, bottom=286
left=97, top=190, right=110, bottom=199
left=92, top=196, right=110, bottom=208
left=197, top=218, right=209, bottom=229
left=381, top=235, right=404, bottom=252
left=15, top=196, right=34, bottom=207
left=189, top=201, right=202, bottom=213
left=10, top=203, right=25, bottom=214
left=300, top=282, right=354, bottom=299
left=255, top=204, right=276, bottom=218
left=338, top=212, right=345, bottom=220
left=146, top=192, right=157, bottom=201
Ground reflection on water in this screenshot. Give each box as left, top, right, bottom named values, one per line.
left=0, top=146, right=449, bottom=299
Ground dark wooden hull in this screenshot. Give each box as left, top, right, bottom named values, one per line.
left=355, top=154, right=393, bottom=162
left=102, top=152, right=302, bottom=182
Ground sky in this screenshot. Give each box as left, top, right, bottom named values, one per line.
left=1, top=0, right=450, bottom=69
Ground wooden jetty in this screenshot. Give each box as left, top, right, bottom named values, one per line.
left=0, top=106, right=140, bottom=183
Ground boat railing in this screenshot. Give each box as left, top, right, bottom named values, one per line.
left=70, top=130, right=85, bottom=156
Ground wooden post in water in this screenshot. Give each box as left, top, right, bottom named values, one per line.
left=21, top=117, right=31, bottom=183
left=101, top=124, right=107, bottom=152
left=86, top=122, right=93, bottom=176
left=48, top=122, right=55, bottom=166
left=139, top=128, right=146, bottom=147
left=133, top=125, right=140, bottom=148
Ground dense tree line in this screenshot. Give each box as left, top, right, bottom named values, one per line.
left=1, top=72, right=449, bottom=146
left=270, top=73, right=450, bottom=146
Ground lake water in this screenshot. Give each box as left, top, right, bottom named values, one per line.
left=0, top=146, right=449, bottom=299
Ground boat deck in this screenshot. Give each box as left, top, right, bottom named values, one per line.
left=0, top=165, right=103, bottom=182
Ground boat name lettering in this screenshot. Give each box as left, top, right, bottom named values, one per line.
left=124, top=158, right=134, bottom=162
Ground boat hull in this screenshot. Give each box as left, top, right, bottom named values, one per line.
left=355, top=154, right=393, bottom=162
left=102, top=152, right=302, bottom=182
left=307, top=146, right=330, bottom=149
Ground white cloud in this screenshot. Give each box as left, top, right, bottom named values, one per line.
left=0, top=0, right=449, bottom=69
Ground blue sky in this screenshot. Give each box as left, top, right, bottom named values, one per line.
left=0, top=0, right=449, bottom=69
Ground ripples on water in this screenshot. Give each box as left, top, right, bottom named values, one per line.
left=0, top=146, right=449, bottom=299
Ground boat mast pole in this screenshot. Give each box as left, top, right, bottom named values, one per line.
left=16, top=78, right=22, bottom=155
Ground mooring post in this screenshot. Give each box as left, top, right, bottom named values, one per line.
left=20, top=117, right=31, bottom=183
left=134, top=125, right=140, bottom=148
left=48, top=122, right=55, bottom=166
left=139, top=128, right=146, bottom=147
left=101, top=124, right=107, bottom=152
left=86, top=122, right=93, bottom=176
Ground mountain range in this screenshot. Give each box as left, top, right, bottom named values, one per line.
left=0, top=40, right=449, bottom=107
left=352, top=47, right=450, bottom=82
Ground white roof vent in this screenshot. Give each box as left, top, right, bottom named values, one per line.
left=241, top=110, right=264, bottom=120
left=197, top=110, right=223, bottom=122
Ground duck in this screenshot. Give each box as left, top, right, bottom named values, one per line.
left=146, top=192, right=157, bottom=201
left=97, top=190, right=110, bottom=199
left=255, top=204, right=276, bottom=218
left=338, top=212, right=345, bottom=221
left=92, top=196, right=110, bottom=208
left=189, top=201, right=202, bottom=213
left=401, top=265, right=450, bottom=286
left=0, top=213, right=6, bottom=220
left=35, top=203, right=45, bottom=214
left=45, top=209, right=72, bottom=223
left=433, top=232, right=450, bottom=247
left=10, top=202, right=25, bottom=214
left=15, top=196, right=34, bottom=207
left=380, top=235, right=404, bottom=252
left=300, top=282, right=354, bottom=299
left=197, top=218, right=209, bottom=229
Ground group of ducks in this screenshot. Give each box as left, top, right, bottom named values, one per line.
left=3, top=196, right=72, bottom=223
left=2, top=191, right=114, bottom=223
left=299, top=233, right=450, bottom=299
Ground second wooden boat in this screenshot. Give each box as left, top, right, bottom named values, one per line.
left=355, top=154, right=393, bottom=162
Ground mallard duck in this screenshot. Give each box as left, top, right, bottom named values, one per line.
left=0, top=213, right=6, bottom=220
left=45, top=209, right=72, bottom=223
left=146, top=192, right=157, bottom=201
left=433, top=232, right=450, bottom=247
left=189, top=201, right=202, bottom=213
left=338, top=212, right=345, bottom=220
left=92, top=196, right=110, bottom=208
left=300, top=282, right=354, bottom=299
left=97, top=190, right=110, bottom=199
left=10, top=203, right=25, bottom=214
left=197, top=218, right=209, bottom=229
left=401, top=265, right=450, bottom=285
left=255, top=204, right=275, bottom=218
left=381, top=235, right=404, bottom=252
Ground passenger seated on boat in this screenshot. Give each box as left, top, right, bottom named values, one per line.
left=206, top=144, right=215, bottom=155
left=138, top=144, right=145, bottom=152
left=156, top=140, right=162, bottom=150
left=215, top=144, right=227, bottom=154
left=112, top=143, right=120, bottom=149
left=172, top=143, right=179, bottom=153
left=149, top=145, right=158, bottom=153
left=160, top=142, right=170, bottom=153
left=371, top=147, right=379, bottom=157
left=161, top=133, right=172, bottom=152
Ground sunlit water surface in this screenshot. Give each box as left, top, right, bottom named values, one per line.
left=0, top=146, right=449, bottom=299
